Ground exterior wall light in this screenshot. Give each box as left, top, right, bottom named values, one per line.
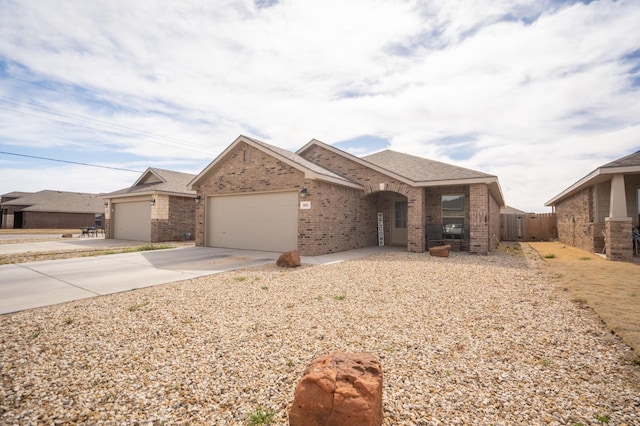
left=103, top=201, right=109, bottom=208
left=150, top=198, right=156, bottom=206
left=300, top=187, right=308, bottom=198
left=195, top=195, right=202, bottom=204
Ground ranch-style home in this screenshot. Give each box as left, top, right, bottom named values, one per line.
left=189, top=135, right=505, bottom=256
left=546, top=150, right=640, bottom=261
left=0, top=190, right=104, bottom=229
left=103, top=168, right=197, bottom=242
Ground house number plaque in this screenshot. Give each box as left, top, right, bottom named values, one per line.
left=377, top=212, right=384, bottom=246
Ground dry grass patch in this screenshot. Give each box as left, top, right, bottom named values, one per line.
left=529, top=242, right=640, bottom=356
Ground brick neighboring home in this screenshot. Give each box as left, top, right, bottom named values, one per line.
left=546, top=150, right=640, bottom=261
left=189, top=135, right=505, bottom=256
left=0, top=190, right=104, bottom=229
left=103, top=168, right=197, bottom=242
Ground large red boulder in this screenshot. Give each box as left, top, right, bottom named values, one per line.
left=289, top=351, right=383, bottom=426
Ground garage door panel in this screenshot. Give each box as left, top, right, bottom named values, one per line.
left=113, top=201, right=151, bottom=241
left=207, top=192, right=297, bottom=252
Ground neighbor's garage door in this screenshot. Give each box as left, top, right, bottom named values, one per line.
left=113, top=201, right=151, bottom=241
left=207, top=192, right=297, bottom=252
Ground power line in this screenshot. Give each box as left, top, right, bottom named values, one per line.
left=0, top=95, right=212, bottom=150
left=0, top=150, right=143, bottom=173
left=0, top=101, right=212, bottom=155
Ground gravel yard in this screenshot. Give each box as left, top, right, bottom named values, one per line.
left=1, top=250, right=639, bottom=425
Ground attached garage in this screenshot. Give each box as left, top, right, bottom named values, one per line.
left=206, top=192, right=298, bottom=252
left=113, top=201, right=151, bottom=241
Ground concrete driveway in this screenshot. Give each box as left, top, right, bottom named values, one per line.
left=0, top=246, right=282, bottom=315
left=0, top=239, right=396, bottom=315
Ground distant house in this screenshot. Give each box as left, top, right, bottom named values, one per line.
left=103, top=168, right=197, bottom=242
left=546, top=150, right=640, bottom=261
left=189, top=135, right=505, bottom=256
left=0, top=190, right=104, bottom=229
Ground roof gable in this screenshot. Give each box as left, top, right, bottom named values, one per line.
left=105, top=167, right=196, bottom=198
left=189, top=135, right=362, bottom=189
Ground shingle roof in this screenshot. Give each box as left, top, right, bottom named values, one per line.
left=105, top=168, right=196, bottom=197
left=601, top=150, right=640, bottom=168
left=362, top=149, right=495, bottom=182
left=1, top=190, right=104, bottom=213
left=546, top=150, right=640, bottom=206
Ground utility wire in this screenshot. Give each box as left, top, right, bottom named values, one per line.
left=0, top=95, right=212, bottom=151
left=0, top=104, right=211, bottom=155
left=0, top=150, right=143, bottom=173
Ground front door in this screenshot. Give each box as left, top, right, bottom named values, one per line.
left=391, top=197, right=408, bottom=245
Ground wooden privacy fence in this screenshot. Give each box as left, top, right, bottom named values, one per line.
left=500, top=213, right=557, bottom=242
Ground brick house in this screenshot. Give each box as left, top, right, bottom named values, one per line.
left=190, top=135, right=505, bottom=256
left=0, top=190, right=104, bottom=229
left=546, top=150, right=640, bottom=261
left=103, top=168, right=197, bottom=242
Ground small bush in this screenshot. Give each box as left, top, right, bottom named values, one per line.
left=544, top=254, right=557, bottom=259
left=248, top=407, right=274, bottom=425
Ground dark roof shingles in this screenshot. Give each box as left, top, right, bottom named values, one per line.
left=362, top=150, right=494, bottom=182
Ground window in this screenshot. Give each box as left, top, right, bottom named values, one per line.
left=394, top=200, right=407, bottom=228
left=442, top=194, right=464, bottom=237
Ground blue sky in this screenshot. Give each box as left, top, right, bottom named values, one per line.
left=1, top=0, right=639, bottom=212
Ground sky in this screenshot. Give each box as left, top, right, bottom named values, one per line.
left=1, top=0, right=639, bottom=213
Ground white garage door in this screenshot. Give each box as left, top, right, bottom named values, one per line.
left=113, top=201, right=151, bottom=241
left=207, top=192, right=298, bottom=252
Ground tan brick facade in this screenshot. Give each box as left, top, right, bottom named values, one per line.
left=152, top=196, right=195, bottom=242
left=469, top=184, right=489, bottom=254
left=606, top=218, right=633, bottom=261
left=555, top=188, right=598, bottom=253
left=193, top=138, right=502, bottom=256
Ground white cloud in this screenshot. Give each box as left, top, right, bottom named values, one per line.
left=1, top=0, right=639, bottom=212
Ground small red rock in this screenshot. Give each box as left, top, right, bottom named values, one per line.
left=429, top=244, right=451, bottom=257
left=276, top=250, right=301, bottom=268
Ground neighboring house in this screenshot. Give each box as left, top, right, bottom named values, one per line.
left=103, top=168, right=197, bottom=242
left=0, top=190, right=104, bottom=229
left=546, top=150, right=640, bottom=261
left=189, top=135, right=505, bottom=256
left=500, top=205, right=527, bottom=215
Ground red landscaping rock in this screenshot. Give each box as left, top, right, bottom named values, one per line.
left=429, top=244, right=451, bottom=257
left=289, top=351, right=383, bottom=426
left=276, top=250, right=301, bottom=268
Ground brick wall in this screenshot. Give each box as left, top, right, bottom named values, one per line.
left=194, top=142, right=378, bottom=255
left=300, top=145, right=426, bottom=253
left=151, top=195, right=195, bottom=242
left=298, top=180, right=378, bottom=255
left=22, top=211, right=97, bottom=229
left=606, top=218, right=633, bottom=261
left=555, top=187, right=596, bottom=252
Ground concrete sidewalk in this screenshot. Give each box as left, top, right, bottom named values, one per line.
left=0, top=244, right=400, bottom=315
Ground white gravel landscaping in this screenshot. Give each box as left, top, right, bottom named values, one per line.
left=1, top=250, right=639, bottom=425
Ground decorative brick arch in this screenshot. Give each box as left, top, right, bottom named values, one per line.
left=362, top=182, right=412, bottom=197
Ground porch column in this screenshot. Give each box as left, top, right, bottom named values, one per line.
left=407, top=188, right=425, bottom=253
left=605, top=174, right=632, bottom=261
left=469, top=184, right=489, bottom=255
